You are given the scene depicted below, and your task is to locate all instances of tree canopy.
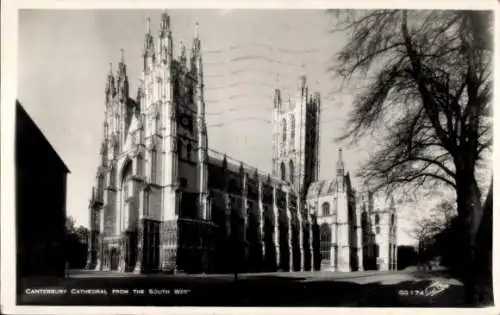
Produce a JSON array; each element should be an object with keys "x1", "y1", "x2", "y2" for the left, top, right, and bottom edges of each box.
[
  {"x1": 330, "y1": 10, "x2": 492, "y2": 198},
  {"x1": 329, "y1": 9, "x2": 493, "y2": 305}
]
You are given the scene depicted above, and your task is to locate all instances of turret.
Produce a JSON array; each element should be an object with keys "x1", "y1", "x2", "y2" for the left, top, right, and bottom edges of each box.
[
  {"x1": 158, "y1": 11, "x2": 173, "y2": 65},
  {"x1": 299, "y1": 75, "x2": 308, "y2": 99},
  {"x1": 336, "y1": 148, "x2": 345, "y2": 192},
  {"x1": 143, "y1": 17, "x2": 155, "y2": 71},
  {"x1": 100, "y1": 140, "x2": 108, "y2": 166},
  {"x1": 105, "y1": 63, "x2": 116, "y2": 104},
  {"x1": 191, "y1": 23, "x2": 202, "y2": 74},
  {"x1": 116, "y1": 49, "x2": 129, "y2": 102},
  {"x1": 191, "y1": 22, "x2": 204, "y2": 117},
  {"x1": 273, "y1": 89, "x2": 281, "y2": 109},
  {"x1": 179, "y1": 41, "x2": 187, "y2": 67},
  {"x1": 336, "y1": 148, "x2": 344, "y2": 177}
]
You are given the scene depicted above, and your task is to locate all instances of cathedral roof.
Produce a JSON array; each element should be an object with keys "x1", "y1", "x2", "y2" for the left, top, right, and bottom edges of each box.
[
  {"x1": 207, "y1": 150, "x2": 290, "y2": 189},
  {"x1": 306, "y1": 175, "x2": 349, "y2": 199}
]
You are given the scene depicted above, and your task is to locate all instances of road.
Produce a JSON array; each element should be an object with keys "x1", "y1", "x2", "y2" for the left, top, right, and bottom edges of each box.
[{"x1": 18, "y1": 267, "x2": 465, "y2": 307}]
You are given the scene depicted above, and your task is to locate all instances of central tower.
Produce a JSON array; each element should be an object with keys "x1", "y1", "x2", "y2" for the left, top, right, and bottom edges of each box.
[{"x1": 272, "y1": 76, "x2": 320, "y2": 199}]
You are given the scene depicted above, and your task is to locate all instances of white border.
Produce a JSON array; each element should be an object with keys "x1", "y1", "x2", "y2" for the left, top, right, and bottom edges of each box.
[{"x1": 1, "y1": 0, "x2": 499, "y2": 314}]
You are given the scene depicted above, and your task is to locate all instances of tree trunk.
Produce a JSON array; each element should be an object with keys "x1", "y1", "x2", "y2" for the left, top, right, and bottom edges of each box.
[
  {"x1": 455, "y1": 169, "x2": 483, "y2": 305},
  {"x1": 473, "y1": 177, "x2": 493, "y2": 305}
]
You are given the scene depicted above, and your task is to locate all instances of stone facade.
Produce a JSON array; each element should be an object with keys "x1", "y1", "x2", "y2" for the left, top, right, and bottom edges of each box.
[{"x1": 86, "y1": 11, "x2": 397, "y2": 274}]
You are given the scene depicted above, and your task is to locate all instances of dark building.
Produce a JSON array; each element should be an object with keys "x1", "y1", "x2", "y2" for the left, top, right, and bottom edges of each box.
[{"x1": 16, "y1": 100, "x2": 70, "y2": 278}]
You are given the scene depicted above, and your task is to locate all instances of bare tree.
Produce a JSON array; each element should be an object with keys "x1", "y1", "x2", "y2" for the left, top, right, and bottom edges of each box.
[{"x1": 329, "y1": 10, "x2": 492, "y2": 305}]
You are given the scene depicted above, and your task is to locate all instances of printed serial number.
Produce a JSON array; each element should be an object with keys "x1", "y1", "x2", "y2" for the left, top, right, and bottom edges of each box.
[{"x1": 398, "y1": 290, "x2": 426, "y2": 296}]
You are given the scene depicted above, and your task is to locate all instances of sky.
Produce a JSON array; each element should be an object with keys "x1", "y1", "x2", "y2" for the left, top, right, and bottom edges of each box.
[{"x1": 17, "y1": 9, "x2": 458, "y2": 246}]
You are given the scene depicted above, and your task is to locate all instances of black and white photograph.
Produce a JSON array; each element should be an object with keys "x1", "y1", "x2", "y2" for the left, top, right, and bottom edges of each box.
[{"x1": 1, "y1": 1, "x2": 497, "y2": 313}]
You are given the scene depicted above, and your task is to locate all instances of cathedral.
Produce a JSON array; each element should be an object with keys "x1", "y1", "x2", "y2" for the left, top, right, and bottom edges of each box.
[{"x1": 86, "y1": 11, "x2": 398, "y2": 274}]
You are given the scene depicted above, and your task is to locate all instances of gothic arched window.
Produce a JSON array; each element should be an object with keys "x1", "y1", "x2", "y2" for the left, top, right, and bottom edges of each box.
[
  {"x1": 121, "y1": 160, "x2": 133, "y2": 197},
  {"x1": 289, "y1": 159, "x2": 294, "y2": 183},
  {"x1": 322, "y1": 202, "x2": 330, "y2": 217},
  {"x1": 282, "y1": 118, "x2": 287, "y2": 143},
  {"x1": 290, "y1": 114, "x2": 295, "y2": 148},
  {"x1": 280, "y1": 162, "x2": 286, "y2": 181},
  {"x1": 151, "y1": 147, "x2": 157, "y2": 183},
  {"x1": 109, "y1": 165, "x2": 116, "y2": 187},
  {"x1": 137, "y1": 154, "x2": 143, "y2": 176},
  {"x1": 391, "y1": 214, "x2": 395, "y2": 226},
  {"x1": 375, "y1": 213, "x2": 380, "y2": 225}
]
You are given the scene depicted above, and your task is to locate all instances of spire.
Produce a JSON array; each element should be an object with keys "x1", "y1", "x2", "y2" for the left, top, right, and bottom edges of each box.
[
  {"x1": 191, "y1": 21, "x2": 204, "y2": 101},
  {"x1": 144, "y1": 16, "x2": 155, "y2": 61},
  {"x1": 116, "y1": 49, "x2": 129, "y2": 102},
  {"x1": 159, "y1": 10, "x2": 171, "y2": 37},
  {"x1": 192, "y1": 22, "x2": 201, "y2": 54},
  {"x1": 274, "y1": 72, "x2": 281, "y2": 109},
  {"x1": 336, "y1": 148, "x2": 344, "y2": 175},
  {"x1": 105, "y1": 62, "x2": 116, "y2": 99},
  {"x1": 179, "y1": 40, "x2": 187, "y2": 65},
  {"x1": 117, "y1": 48, "x2": 127, "y2": 79},
  {"x1": 299, "y1": 66, "x2": 307, "y2": 98},
  {"x1": 120, "y1": 48, "x2": 124, "y2": 63},
  {"x1": 274, "y1": 88, "x2": 281, "y2": 109}
]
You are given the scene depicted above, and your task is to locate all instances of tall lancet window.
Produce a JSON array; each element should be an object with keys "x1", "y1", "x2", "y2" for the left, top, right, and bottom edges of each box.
[
  {"x1": 289, "y1": 159, "x2": 294, "y2": 184},
  {"x1": 157, "y1": 77, "x2": 162, "y2": 101},
  {"x1": 280, "y1": 162, "x2": 286, "y2": 181},
  {"x1": 151, "y1": 147, "x2": 157, "y2": 183},
  {"x1": 121, "y1": 160, "x2": 133, "y2": 231},
  {"x1": 290, "y1": 114, "x2": 295, "y2": 149},
  {"x1": 322, "y1": 202, "x2": 330, "y2": 217},
  {"x1": 110, "y1": 164, "x2": 116, "y2": 187},
  {"x1": 282, "y1": 118, "x2": 287, "y2": 143},
  {"x1": 137, "y1": 154, "x2": 143, "y2": 176}
]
